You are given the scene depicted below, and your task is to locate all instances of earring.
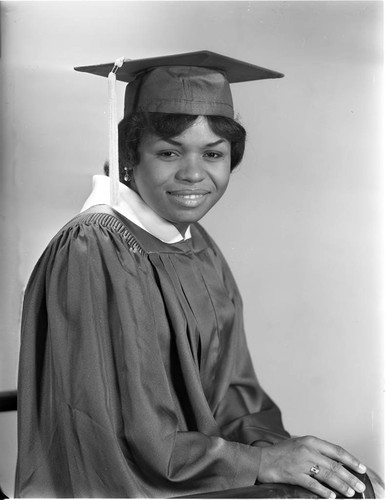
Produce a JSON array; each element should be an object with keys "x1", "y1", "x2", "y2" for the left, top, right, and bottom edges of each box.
[{"x1": 123, "y1": 166, "x2": 132, "y2": 183}]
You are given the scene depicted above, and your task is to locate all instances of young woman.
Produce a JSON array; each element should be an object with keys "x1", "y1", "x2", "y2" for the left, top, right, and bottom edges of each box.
[{"x1": 15, "y1": 52, "x2": 370, "y2": 498}]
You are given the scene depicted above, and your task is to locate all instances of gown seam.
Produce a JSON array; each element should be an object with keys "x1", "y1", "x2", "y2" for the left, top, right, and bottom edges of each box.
[{"x1": 60, "y1": 211, "x2": 147, "y2": 256}]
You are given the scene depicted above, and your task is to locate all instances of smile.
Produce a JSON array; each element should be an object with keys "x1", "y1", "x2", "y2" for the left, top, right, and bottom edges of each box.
[
  {"x1": 174, "y1": 194, "x2": 205, "y2": 199},
  {"x1": 167, "y1": 190, "x2": 210, "y2": 207}
]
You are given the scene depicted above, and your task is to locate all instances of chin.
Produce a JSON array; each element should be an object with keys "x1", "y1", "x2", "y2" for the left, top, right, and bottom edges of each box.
[{"x1": 173, "y1": 212, "x2": 207, "y2": 227}]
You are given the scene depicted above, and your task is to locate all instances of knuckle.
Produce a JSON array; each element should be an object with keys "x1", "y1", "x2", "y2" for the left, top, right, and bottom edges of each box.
[
  {"x1": 292, "y1": 436, "x2": 303, "y2": 446},
  {"x1": 296, "y1": 435, "x2": 318, "y2": 456},
  {"x1": 333, "y1": 479, "x2": 354, "y2": 497},
  {"x1": 335, "y1": 445, "x2": 345, "y2": 458},
  {"x1": 347, "y1": 475, "x2": 361, "y2": 489},
  {"x1": 323, "y1": 469, "x2": 334, "y2": 483},
  {"x1": 302, "y1": 435, "x2": 315, "y2": 444},
  {"x1": 305, "y1": 477, "x2": 317, "y2": 490},
  {"x1": 331, "y1": 461, "x2": 342, "y2": 473},
  {"x1": 296, "y1": 443, "x2": 312, "y2": 457}
]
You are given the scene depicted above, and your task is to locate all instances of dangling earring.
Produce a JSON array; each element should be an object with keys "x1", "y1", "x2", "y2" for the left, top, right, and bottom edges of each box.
[{"x1": 123, "y1": 166, "x2": 131, "y2": 183}]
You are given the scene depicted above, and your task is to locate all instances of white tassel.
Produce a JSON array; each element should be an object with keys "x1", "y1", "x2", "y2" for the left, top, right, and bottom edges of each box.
[{"x1": 108, "y1": 57, "x2": 125, "y2": 207}]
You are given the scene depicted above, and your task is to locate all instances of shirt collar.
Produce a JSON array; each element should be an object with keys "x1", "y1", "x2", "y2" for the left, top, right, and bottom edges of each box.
[{"x1": 80, "y1": 175, "x2": 191, "y2": 244}]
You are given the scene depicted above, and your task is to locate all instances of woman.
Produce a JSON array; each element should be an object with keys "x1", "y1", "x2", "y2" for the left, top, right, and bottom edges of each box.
[{"x1": 15, "y1": 52, "x2": 370, "y2": 498}]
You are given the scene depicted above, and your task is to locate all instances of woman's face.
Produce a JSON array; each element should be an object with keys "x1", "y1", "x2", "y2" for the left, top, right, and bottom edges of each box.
[{"x1": 131, "y1": 116, "x2": 231, "y2": 235}]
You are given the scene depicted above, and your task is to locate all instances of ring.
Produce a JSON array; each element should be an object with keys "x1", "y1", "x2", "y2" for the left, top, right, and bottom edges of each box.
[{"x1": 310, "y1": 464, "x2": 320, "y2": 477}]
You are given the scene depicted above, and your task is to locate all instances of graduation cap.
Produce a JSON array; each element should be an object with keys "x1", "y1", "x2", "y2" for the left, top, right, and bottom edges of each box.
[
  {"x1": 75, "y1": 50, "x2": 283, "y2": 118},
  {"x1": 74, "y1": 51, "x2": 284, "y2": 206}
]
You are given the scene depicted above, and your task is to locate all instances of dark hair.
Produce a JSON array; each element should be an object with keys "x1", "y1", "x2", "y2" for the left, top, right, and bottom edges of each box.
[{"x1": 104, "y1": 112, "x2": 246, "y2": 182}]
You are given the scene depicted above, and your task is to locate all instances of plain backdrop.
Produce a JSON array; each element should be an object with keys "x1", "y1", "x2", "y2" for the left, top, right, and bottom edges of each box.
[{"x1": 0, "y1": 0, "x2": 384, "y2": 495}]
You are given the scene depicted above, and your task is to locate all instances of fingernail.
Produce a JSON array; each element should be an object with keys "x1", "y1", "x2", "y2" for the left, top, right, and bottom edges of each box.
[
  {"x1": 356, "y1": 482, "x2": 366, "y2": 493},
  {"x1": 358, "y1": 463, "x2": 367, "y2": 473},
  {"x1": 329, "y1": 493, "x2": 336, "y2": 499},
  {"x1": 347, "y1": 488, "x2": 355, "y2": 497}
]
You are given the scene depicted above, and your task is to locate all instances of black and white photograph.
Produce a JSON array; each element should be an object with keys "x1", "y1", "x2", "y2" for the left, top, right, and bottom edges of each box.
[{"x1": 0, "y1": 1, "x2": 384, "y2": 498}]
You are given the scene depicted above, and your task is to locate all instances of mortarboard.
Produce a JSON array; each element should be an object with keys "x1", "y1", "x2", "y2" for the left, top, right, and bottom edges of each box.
[
  {"x1": 75, "y1": 50, "x2": 283, "y2": 118},
  {"x1": 74, "y1": 51, "x2": 284, "y2": 206}
]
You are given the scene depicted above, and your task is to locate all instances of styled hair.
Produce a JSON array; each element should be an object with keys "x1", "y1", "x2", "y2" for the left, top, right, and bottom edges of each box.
[{"x1": 104, "y1": 112, "x2": 246, "y2": 183}]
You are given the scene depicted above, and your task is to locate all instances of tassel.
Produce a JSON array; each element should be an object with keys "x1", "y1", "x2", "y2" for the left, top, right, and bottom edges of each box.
[{"x1": 108, "y1": 57, "x2": 125, "y2": 207}]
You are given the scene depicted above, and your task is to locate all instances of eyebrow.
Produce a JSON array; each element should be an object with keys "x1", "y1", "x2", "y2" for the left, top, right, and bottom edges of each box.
[{"x1": 159, "y1": 138, "x2": 227, "y2": 147}]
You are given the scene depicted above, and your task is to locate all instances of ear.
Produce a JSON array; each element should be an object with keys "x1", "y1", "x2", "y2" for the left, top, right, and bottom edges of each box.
[{"x1": 127, "y1": 168, "x2": 139, "y2": 193}]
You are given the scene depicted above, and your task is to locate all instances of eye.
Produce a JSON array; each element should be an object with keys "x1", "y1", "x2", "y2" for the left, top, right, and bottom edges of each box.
[
  {"x1": 157, "y1": 150, "x2": 179, "y2": 160},
  {"x1": 203, "y1": 151, "x2": 224, "y2": 160}
]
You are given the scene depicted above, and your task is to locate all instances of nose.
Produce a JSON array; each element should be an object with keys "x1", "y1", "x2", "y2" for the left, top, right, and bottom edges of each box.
[{"x1": 175, "y1": 155, "x2": 205, "y2": 183}]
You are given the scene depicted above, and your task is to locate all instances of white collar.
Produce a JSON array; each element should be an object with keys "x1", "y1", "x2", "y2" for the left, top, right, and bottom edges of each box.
[{"x1": 80, "y1": 175, "x2": 191, "y2": 244}]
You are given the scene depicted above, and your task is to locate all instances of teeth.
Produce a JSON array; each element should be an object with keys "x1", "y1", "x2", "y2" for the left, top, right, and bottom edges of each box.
[{"x1": 175, "y1": 194, "x2": 204, "y2": 199}]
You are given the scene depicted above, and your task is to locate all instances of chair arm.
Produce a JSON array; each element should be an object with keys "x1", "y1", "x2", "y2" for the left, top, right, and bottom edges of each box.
[
  {"x1": 0, "y1": 391, "x2": 17, "y2": 412},
  {"x1": 178, "y1": 471, "x2": 376, "y2": 498}
]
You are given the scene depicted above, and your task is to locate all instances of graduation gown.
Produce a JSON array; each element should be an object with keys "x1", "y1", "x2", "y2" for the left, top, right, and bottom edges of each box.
[{"x1": 15, "y1": 205, "x2": 290, "y2": 498}]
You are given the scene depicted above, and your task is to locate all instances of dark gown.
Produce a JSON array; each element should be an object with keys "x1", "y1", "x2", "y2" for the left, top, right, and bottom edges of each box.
[{"x1": 15, "y1": 205, "x2": 290, "y2": 498}]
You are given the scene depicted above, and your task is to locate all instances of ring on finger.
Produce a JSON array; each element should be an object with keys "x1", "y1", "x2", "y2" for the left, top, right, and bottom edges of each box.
[{"x1": 310, "y1": 464, "x2": 320, "y2": 477}]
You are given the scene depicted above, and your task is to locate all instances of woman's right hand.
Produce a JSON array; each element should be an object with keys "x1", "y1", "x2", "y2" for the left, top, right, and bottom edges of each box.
[{"x1": 257, "y1": 436, "x2": 367, "y2": 499}]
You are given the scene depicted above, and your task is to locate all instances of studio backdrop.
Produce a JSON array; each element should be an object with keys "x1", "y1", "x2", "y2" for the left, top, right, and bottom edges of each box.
[{"x1": 0, "y1": 1, "x2": 383, "y2": 491}]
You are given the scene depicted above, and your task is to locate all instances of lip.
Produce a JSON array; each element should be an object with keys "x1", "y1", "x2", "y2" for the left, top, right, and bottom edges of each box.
[
  {"x1": 167, "y1": 189, "x2": 211, "y2": 208},
  {"x1": 167, "y1": 189, "x2": 211, "y2": 196}
]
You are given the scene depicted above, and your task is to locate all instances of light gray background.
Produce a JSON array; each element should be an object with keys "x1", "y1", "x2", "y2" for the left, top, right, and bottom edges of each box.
[{"x1": 0, "y1": 1, "x2": 384, "y2": 495}]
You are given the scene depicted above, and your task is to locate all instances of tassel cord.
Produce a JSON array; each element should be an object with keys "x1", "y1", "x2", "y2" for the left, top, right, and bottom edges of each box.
[{"x1": 108, "y1": 57, "x2": 125, "y2": 207}]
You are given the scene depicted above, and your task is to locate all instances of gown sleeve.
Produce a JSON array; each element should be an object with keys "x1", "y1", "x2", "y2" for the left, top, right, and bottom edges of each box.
[
  {"x1": 215, "y1": 332, "x2": 291, "y2": 447},
  {"x1": 15, "y1": 215, "x2": 263, "y2": 498},
  {"x1": 200, "y1": 227, "x2": 290, "y2": 447}
]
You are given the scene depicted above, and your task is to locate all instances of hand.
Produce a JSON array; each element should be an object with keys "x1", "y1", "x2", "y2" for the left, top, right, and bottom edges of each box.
[{"x1": 257, "y1": 435, "x2": 367, "y2": 499}]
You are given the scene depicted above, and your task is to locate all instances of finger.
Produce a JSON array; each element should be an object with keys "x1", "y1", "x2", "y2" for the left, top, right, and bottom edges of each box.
[
  {"x1": 312, "y1": 463, "x2": 366, "y2": 498},
  {"x1": 328, "y1": 461, "x2": 367, "y2": 495},
  {"x1": 298, "y1": 474, "x2": 337, "y2": 499},
  {"x1": 314, "y1": 438, "x2": 367, "y2": 475}
]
